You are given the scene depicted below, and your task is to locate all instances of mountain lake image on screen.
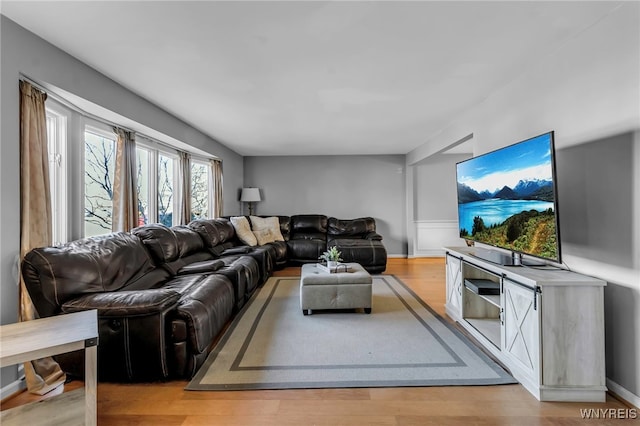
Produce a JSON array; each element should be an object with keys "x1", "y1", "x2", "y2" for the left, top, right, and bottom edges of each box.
[{"x1": 456, "y1": 132, "x2": 560, "y2": 263}]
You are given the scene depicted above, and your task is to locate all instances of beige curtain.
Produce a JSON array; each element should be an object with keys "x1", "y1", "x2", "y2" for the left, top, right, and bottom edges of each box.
[
  {"x1": 176, "y1": 151, "x2": 191, "y2": 225},
  {"x1": 211, "y1": 159, "x2": 223, "y2": 218},
  {"x1": 19, "y1": 80, "x2": 67, "y2": 395},
  {"x1": 112, "y1": 128, "x2": 138, "y2": 232}
]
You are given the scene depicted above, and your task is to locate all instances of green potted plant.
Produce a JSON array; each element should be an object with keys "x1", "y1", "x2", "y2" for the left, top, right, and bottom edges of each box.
[{"x1": 319, "y1": 246, "x2": 342, "y2": 270}]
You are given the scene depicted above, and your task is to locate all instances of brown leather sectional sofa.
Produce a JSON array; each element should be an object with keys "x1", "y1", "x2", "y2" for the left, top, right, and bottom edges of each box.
[{"x1": 21, "y1": 214, "x2": 387, "y2": 381}]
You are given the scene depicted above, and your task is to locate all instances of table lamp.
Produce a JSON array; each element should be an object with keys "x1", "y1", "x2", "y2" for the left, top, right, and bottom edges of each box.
[{"x1": 240, "y1": 187, "x2": 261, "y2": 215}]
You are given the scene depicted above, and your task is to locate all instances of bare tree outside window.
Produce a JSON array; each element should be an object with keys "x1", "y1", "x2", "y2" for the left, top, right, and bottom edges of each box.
[
  {"x1": 191, "y1": 162, "x2": 209, "y2": 220},
  {"x1": 158, "y1": 154, "x2": 174, "y2": 226},
  {"x1": 84, "y1": 130, "x2": 115, "y2": 236},
  {"x1": 84, "y1": 137, "x2": 206, "y2": 230},
  {"x1": 136, "y1": 147, "x2": 150, "y2": 226}
]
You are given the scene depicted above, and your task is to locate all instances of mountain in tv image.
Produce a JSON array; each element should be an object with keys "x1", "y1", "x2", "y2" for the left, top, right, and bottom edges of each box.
[{"x1": 457, "y1": 178, "x2": 554, "y2": 204}]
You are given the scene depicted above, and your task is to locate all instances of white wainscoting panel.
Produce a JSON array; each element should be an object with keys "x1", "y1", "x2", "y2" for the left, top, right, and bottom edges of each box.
[{"x1": 413, "y1": 220, "x2": 465, "y2": 257}]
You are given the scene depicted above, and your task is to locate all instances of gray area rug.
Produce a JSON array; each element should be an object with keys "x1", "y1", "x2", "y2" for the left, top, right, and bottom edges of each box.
[{"x1": 186, "y1": 275, "x2": 516, "y2": 390}]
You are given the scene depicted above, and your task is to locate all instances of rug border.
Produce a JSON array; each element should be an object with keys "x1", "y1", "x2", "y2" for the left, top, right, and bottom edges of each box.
[{"x1": 186, "y1": 275, "x2": 517, "y2": 391}]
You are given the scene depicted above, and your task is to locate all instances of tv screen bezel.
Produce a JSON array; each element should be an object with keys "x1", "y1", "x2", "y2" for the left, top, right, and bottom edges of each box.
[{"x1": 455, "y1": 131, "x2": 562, "y2": 265}]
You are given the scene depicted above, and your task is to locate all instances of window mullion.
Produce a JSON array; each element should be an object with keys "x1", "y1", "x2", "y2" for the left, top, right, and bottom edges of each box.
[
  {"x1": 149, "y1": 149, "x2": 158, "y2": 224},
  {"x1": 172, "y1": 155, "x2": 179, "y2": 226}
]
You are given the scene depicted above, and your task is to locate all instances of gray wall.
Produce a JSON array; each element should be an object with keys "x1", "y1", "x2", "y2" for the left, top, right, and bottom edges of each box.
[
  {"x1": 556, "y1": 133, "x2": 636, "y2": 269},
  {"x1": 556, "y1": 132, "x2": 639, "y2": 395},
  {"x1": 407, "y1": 2, "x2": 640, "y2": 401},
  {"x1": 413, "y1": 153, "x2": 470, "y2": 220},
  {"x1": 0, "y1": 16, "x2": 243, "y2": 388},
  {"x1": 243, "y1": 155, "x2": 406, "y2": 256}
]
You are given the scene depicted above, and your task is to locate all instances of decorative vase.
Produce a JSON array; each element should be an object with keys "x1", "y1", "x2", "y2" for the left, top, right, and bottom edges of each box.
[{"x1": 327, "y1": 260, "x2": 338, "y2": 271}]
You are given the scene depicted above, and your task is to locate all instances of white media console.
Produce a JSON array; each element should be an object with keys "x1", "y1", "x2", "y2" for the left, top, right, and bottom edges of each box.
[{"x1": 445, "y1": 246, "x2": 607, "y2": 402}]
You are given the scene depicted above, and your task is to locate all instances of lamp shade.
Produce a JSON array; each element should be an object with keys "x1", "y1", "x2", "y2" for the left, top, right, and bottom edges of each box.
[{"x1": 240, "y1": 187, "x2": 261, "y2": 202}]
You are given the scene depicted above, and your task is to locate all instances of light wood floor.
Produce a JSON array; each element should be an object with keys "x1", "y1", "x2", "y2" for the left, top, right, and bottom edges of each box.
[{"x1": 3, "y1": 258, "x2": 635, "y2": 425}]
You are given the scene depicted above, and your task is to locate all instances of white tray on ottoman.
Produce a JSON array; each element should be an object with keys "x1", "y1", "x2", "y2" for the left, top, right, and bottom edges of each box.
[{"x1": 300, "y1": 263, "x2": 372, "y2": 315}]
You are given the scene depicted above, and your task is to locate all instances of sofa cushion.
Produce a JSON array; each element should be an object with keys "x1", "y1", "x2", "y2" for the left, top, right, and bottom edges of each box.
[
  {"x1": 250, "y1": 216, "x2": 284, "y2": 245},
  {"x1": 188, "y1": 219, "x2": 221, "y2": 247},
  {"x1": 230, "y1": 216, "x2": 257, "y2": 246},
  {"x1": 189, "y1": 219, "x2": 236, "y2": 248},
  {"x1": 132, "y1": 224, "x2": 207, "y2": 261},
  {"x1": 287, "y1": 238, "x2": 326, "y2": 262},
  {"x1": 290, "y1": 214, "x2": 328, "y2": 234},
  {"x1": 21, "y1": 232, "x2": 158, "y2": 317},
  {"x1": 209, "y1": 219, "x2": 236, "y2": 243},
  {"x1": 132, "y1": 224, "x2": 180, "y2": 263},
  {"x1": 327, "y1": 217, "x2": 377, "y2": 237},
  {"x1": 267, "y1": 240, "x2": 288, "y2": 263},
  {"x1": 328, "y1": 238, "x2": 388, "y2": 274},
  {"x1": 172, "y1": 225, "x2": 206, "y2": 256}
]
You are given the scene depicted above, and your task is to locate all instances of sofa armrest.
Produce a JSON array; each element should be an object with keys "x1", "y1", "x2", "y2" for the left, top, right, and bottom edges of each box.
[
  {"x1": 61, "y1": 289, "x2": 180, "y2": 317},
  {"x1": 221, "y1": 246, "x2": 252, "y2": 255},
  {"x1": 62, "y1": 289, "x2": 182, "y2": 380},
  {"x1": 364, "y1": 232, "x2": 383, "y2": 241},
  {"x1": 177, "y1": 259, "x2": 225, "y2": 276}
]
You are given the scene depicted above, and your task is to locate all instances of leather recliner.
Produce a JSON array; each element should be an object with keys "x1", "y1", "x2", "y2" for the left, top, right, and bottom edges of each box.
[
  {"x1": 189, "y1": 218, "x2": 274, "y2": 286},
  {"x1": 287, "y1": 214, "x2": 328, "y2": 264},
  {"x1": 132, "y1": 223, "x2": 260, "y2": 312},
  {"x1": 21, "y1": 213, "x2": 387, "y2": 382},
  {"x1": 22, "y1": 231, "x2": 236, "y2": 381},
  {"x1": 326, "y1": 217, "x2": 387, "y2": 274}
]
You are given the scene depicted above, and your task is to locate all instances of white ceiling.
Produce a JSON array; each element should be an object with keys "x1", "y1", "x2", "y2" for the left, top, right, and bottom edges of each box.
[{"x1": 1, "y1": 1, "x2": 623, "y2": 156}]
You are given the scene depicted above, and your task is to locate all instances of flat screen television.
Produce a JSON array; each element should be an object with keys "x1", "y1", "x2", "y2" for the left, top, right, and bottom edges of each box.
[{"x1": 456, "y1": 131, "x2": 561, "y2": 266}]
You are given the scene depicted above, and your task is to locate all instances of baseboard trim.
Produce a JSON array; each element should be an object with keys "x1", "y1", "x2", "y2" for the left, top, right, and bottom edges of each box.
[
  {"x1": 607, "y1": 378, "x2": 640, "y2": 408},
  {"x1": 387, "y1": 254, "x2": 408, "y2": 259},
  {"x1": 408, "y1": 251, "x2": 446, "y2": 258},
  {"x1": 0, "y1": 376, "x2": 26, "y2": 402}
]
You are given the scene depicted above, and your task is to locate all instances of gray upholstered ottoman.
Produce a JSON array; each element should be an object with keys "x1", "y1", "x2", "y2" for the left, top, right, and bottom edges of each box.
[{"x1": 300, "y1": 263, "x2": 372, "y2": 315}]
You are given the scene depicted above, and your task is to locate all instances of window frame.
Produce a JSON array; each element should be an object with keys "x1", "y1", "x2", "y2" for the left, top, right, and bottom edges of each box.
[
  {"x1": 135, "y1": 143, "x2": 155, "y2": 227},
  {"x1": 82, "y1": 119, "x2": 117, "y2": 237},
  {"x1": 41, "y1": 92, "x2": 221, "y2": 240},
  {"x1": 190, "y1": 158, "x2": 212, "y2": 220},
  {"x1": 45, "y1": 101, "x2": 69, "y2": 245},
  {"x1": 157, "y1": 148, "x2": 179, "y2": 227}
]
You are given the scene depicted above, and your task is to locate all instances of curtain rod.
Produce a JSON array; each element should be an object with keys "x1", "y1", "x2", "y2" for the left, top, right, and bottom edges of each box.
[
  {"x1": 19, "y1": 74, "x2": 219, "y2": 161},
  {"x1": 20, "y1": 74, "x2": 136, "y2": 134}
]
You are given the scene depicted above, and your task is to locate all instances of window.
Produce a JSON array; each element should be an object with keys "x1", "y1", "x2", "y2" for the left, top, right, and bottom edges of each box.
[
  {"x1": 42, "y1": 92, "x2": 220, "y2": 240},
  {"x1": 84, "y1": 124, "x2": 116, "y2": 237},
  {"x1": 158, "y1": 152, "x2": 177, "y2": 227},
  {"x1": 136, "y1": 146, "x2": 151, "y2": 226},
  {"x1": 190, "y1": 160, "x2": 210, "y2": 220},
  {"x1": 46, "y1": 104, "x2": 68, "y2": 244}
]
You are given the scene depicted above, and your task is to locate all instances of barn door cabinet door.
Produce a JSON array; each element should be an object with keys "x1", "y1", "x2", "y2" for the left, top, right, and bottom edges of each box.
[
  {"x1": 501, "y1": 278, "x2": 541, "y2": 392},
  {"x1": 445, "y1": 253, "x2": 463, "y2": 321}
]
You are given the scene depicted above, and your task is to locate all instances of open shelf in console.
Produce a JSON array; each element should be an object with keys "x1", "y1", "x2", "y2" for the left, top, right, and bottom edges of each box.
[{"x1": 462, "y1": 264, "x2": 501, "y2": 349}]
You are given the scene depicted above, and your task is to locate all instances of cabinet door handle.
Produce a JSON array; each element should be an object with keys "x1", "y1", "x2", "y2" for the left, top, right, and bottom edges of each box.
[{"x1": 533, "y1": 286, "x2": 541, "y2": 310}]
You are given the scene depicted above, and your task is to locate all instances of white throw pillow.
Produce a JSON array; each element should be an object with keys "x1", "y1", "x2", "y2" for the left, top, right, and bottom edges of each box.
[
  {"x1": 250, "y1": 216, "x2": 285, "y2": 245},
  {"x1": 230, "y1": 216, "x2": 257, "y2": 246}
]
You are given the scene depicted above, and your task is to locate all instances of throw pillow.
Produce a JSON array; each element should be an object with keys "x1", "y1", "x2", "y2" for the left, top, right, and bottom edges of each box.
[
  {"x1": 253, "y1": 228, "x2": 276, "y2": 245},
  {"x1": 230, "y1": 216, "x2": 257, "y2": 246},
  {"x1": 250, "y1": 216, "x2": 285, "y2": 245}
]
